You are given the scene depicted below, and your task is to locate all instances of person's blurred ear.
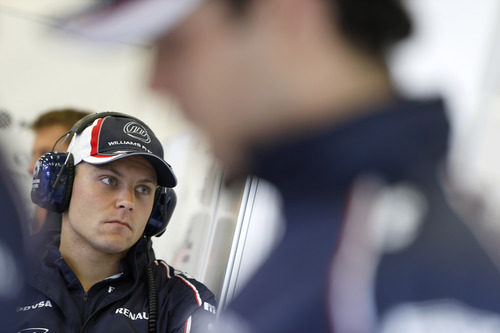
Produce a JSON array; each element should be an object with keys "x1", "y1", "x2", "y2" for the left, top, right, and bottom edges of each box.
[{"x1": 262, "y1": 0, "x2": 340, "y2": 46}]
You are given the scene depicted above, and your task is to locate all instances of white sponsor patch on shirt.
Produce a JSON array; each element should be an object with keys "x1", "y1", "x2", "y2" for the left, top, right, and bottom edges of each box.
[
  {"x1": 17, "y1": 300, "x2": 53, "y2": 312},
  {"x1": 115, "y1": 307, "x2": 149, "y2": 320},
  {"x1": 204, "y1": 302, "x2": 216, "y2": 314}
]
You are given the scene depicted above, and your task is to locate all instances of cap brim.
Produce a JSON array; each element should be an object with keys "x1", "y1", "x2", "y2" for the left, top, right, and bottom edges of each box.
[
  {"x1": 59, "y1": 0, "x2": 204, "y2": 45},
  {"x1": 83, "y1": 152, "x2": 177, "y2": 188}
]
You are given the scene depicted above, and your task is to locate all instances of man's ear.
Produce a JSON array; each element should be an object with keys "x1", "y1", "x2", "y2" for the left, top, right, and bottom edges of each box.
[{"x1": 264, "y1": 0, "x2": 337, "y2": 45}]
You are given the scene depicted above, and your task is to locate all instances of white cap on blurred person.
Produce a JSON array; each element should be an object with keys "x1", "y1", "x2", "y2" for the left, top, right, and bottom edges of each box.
[{"x1": 60, "y1": 0, "x2": 204, "y2": 45}]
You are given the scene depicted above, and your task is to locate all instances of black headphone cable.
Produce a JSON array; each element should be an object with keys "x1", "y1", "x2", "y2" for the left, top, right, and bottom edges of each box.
[{"x1": 146, "y1": 236, "x2": 158, "y2": 333}]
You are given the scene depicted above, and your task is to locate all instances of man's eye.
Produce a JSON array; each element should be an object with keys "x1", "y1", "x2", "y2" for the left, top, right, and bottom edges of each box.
[
  {"x1": 136, "y1": 185, "x2": 151, "y2": 195},
  {"x1": 101, "y1": 176, "x2": 117, "y2": 186}
]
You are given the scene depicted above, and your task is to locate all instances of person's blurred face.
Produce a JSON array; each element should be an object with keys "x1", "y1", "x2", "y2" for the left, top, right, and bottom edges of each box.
[
  {"x1": 151, "y1": 0, "x2": 394, "y2": 172},
  {"x1": 151, "y1": 0, "x2": 283, "y2": 169}
]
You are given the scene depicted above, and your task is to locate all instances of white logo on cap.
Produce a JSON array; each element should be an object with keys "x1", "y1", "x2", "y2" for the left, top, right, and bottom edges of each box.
[{"x1": 123, "y1": 122, "x2": 151, "y2": 144}]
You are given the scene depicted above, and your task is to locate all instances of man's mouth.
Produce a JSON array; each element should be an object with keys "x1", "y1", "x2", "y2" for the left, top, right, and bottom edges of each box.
[{"x1": 105, "y1": 220, "x2": 132, "y2": 230}]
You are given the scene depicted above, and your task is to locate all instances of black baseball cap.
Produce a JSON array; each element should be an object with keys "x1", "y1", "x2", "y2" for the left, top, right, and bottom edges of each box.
[{"x1": 67, "y1": 114, "x2": 177, "y2": 187}]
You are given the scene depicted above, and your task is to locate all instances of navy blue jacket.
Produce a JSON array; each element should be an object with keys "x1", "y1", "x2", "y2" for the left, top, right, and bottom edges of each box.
[
  {"x1": 222, "y1": 99, "x2": 500, "y2": 332},
  {"x1": 17, "y1": 237, "x2": 216, "y2": 332}
]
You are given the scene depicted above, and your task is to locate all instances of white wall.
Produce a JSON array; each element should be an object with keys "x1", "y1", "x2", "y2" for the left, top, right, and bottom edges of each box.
[{"x1": 392, "y1": 0, "x2": 500, "y2": 194}]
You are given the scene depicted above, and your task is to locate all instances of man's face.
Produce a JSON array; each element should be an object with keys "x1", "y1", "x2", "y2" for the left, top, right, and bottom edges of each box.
[
  {"x1": 62, "y1": 156, "x2": 157, "y2": 256},
  {"x1": 150, "y1": 1, "x2": 281, "y2": 168}
]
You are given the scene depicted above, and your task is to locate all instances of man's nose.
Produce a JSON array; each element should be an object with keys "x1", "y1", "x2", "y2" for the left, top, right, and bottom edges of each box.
[{"x1": 116, "y1": 188, "x2": 135, "y2": 211}]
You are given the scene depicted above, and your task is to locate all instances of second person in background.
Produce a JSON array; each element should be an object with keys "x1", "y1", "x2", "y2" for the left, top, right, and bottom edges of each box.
[{"x1": 28, "y1": 108, "x2": 90, "y2": 234}]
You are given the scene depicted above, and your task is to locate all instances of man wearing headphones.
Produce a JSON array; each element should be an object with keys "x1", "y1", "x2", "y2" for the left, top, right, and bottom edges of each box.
[{"x1": 17, "y1": 112, "x2": 216, "y2": 332}]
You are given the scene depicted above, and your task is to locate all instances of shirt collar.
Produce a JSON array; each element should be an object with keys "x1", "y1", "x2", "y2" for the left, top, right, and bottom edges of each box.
[{"x1": 251, "y1": 98, "x2": 449, "y2": 193}]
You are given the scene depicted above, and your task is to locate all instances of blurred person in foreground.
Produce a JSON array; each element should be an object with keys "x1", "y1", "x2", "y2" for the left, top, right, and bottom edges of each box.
[
  {"x1": 28, "y1": 108, "x2": 91, "y2": 234},
  {"x1": 0, "y1": 149, "x2": 28, "y2": 330},
  {"x1": 18, "y1": 112, "x2": 216, "y2": 331},
  {"x1": 64, "y1": 0, "x2": 500, "y2": 331}
]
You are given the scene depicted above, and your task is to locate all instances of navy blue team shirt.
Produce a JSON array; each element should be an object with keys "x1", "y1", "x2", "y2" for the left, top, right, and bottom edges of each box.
[
  {"x1": 222, "y1": 98, "x2": 500, "y2": 332},
  {"x1": 17, "y1": 236, "x2": 216, "y2": 332}
]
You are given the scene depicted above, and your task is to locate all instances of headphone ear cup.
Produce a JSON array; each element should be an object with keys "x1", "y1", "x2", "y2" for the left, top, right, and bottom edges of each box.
[
  {"x1": 145, "y1": 187, "x2": 177, "y2": 237},
  {"x1": 31, "y1": 152, "x2": 74, "y2": 213},
  {"x1": 61, "y1": 157, "x2": 75, "y2": 211}
]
